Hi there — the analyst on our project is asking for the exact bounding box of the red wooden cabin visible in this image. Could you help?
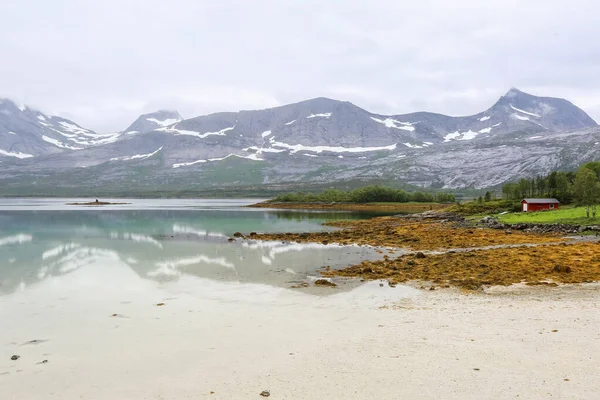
[521,198,560,212]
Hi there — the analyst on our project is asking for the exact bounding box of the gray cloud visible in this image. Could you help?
[1,0,599,132]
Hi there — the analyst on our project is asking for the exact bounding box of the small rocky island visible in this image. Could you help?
[66,199,130,206]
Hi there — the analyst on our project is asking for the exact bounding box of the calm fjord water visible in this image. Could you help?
[0,198,396,296]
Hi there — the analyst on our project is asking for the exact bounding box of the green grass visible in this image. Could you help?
[497,206,600,225]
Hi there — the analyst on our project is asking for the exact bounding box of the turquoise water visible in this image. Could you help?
[0,198,397,296]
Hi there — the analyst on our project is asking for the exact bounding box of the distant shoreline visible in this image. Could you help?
[247,201,449,212]
[65,201,131,206]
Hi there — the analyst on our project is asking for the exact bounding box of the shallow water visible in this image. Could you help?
[0,199,419,397]
[0,198,402,296]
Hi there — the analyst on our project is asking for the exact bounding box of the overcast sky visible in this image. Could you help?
[1,0,599,132]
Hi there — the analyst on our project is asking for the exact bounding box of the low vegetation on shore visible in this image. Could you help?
[271,185,456,204]
[249,201,447,212]
[320,242,600,290]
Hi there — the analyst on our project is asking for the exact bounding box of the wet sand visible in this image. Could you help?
[1,270,598,399]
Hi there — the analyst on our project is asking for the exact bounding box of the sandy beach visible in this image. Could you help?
[1,258,598,399]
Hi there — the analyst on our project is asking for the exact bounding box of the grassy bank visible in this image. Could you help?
[497,206,600,226]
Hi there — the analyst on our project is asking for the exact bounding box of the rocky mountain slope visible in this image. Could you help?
[0,89,598,194]
[0,99,120,158]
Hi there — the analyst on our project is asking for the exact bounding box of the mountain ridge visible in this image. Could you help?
[1,88,599,192]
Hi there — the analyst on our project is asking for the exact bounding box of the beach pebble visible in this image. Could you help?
[415,252,426,259]
[260,390,270,397]
[11,355,20,361]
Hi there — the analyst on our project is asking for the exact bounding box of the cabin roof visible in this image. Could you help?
[522,198,560,204]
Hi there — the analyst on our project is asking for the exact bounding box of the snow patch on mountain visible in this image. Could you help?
[479,116,490,122]
[371,117,415,132]
[307,113,332,119]
[403,143,423,149]
[172,153,263,168]
[243,146,285,154]
[510,105,541,118]
[261,130,272,138]
[444,130,481,142]
[146,117,180,127]
[58,121,91,135]
[158,125,235,138]
[110,146,163,162]
[268,140,397,154]
[88,132,122,145]
[513,114,530,121]
[41,135,83,150]
[285,120,296,125]
[0,149,34,159]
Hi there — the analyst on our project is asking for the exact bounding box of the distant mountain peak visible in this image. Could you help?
[504,87,526,97]
[487,87,597,130]
[123,110,183,134]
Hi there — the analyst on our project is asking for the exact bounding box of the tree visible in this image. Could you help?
[484,191,492,202]
[502,183,513,200]
[566,171,577,185]
[555,172,571,203]
[518,178,531,198]
[548,171,558,197]
[535,175,547,197]
[582,161,600,180]
[573,167,600,218]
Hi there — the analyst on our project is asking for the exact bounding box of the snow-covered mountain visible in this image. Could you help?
[0,99,119,159]
[0,88,598,193]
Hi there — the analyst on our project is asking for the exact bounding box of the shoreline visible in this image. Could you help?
[247,201,449,212]
[244,213,600,291]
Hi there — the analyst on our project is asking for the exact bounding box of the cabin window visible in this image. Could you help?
[550,204,555,209]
